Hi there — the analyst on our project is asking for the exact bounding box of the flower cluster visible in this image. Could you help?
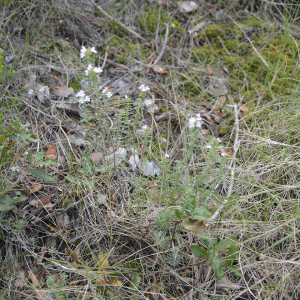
[102,87,113,98]
[138,84,150,92]
[80,46,102,75]
[80,45,97,58]
[80,46,87,58]
[84,64,103,76]
[188,113,202,129]
[76,90,91,104]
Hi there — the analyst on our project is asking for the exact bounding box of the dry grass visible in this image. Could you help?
[1,0,300,299]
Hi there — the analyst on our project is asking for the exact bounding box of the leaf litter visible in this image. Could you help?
[1,0,299,299]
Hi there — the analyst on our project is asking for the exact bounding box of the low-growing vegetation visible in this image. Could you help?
[0,0,300,299]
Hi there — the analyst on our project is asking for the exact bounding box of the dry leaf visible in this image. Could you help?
[38,194,54,206]
[220,148,233,157]
[213,115,221,124]
[113,278,122,286]
[180,218,207,233]
[15,270,26,287]
[55,85,74,98]
[240,105,249,112]
[29,271,48,300]
[99,252,109,269]
[48,225,59,232]
[141,67,150,74]
[189,21,208,33]
[96,252,110,285]
[205,65,214,75]
[220,96,227,105]
[30,183,42,195]
[221,65,230,74]
[45,144,57,160]
[29,271,40,287]
[151,65,169,75]
[216,276,242,290]
[66,248,80,264]
[90,152,102,165]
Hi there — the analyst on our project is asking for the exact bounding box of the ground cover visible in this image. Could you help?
[1,0,300,299]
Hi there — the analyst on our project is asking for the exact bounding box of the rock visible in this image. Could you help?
[128,154,141,170]
[104,148,127,166]
[80,80,90,90]
[141,161,160,176]
[36,85,50,102]
[5,55,15,63]
[143,99,159,114]
[56,213,71,229]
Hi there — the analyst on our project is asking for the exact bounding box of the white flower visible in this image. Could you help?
[138,84,150,92]
[165,153,170,158]
[93,67,103,73]
[91,46,97,53]
[142,125,148,129]
[102,87,108,94]
[206,144,212,149]
[188,113,202,129]
[221,150,226,157]
[76,90,85,98]
[79,96,90,103]
[80,46,87,58]
[106,92,113,98]
[125,95,128,99]
[84,64,93,75]
[217,138,222,142]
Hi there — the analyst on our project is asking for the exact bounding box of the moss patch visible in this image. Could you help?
[138,7,182,38]
[183,18,300,106]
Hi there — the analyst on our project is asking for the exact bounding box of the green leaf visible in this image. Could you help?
[27,151,32,164]
[130,273,141,289]
[174,209,181,219]
[65,174,77,183]
[211,258,224,280]
[191,245,208,259]
[28,169,56,182]
[216,238,235,252]
[43,159,55,166]
[200,233,214,248]
[0,195,19,212]
[95,165,108,173]
[224,244,239,265]
[228,265,241,277]
[192,205,212,220]
[34,151,45,161]
[0,135,5,143]
[83,154,94,172]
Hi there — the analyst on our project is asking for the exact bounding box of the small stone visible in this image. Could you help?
[80,80,90,90]
[36,85,50,102]
[143,99,159,114]
[5,55,15,63]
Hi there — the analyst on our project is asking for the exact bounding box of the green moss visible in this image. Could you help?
[138,7,182,37]
[108,36,148,62]
[183,19,300,107]
[69,79,81,91]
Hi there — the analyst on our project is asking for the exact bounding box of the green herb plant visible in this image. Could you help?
[191,233,241,280]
